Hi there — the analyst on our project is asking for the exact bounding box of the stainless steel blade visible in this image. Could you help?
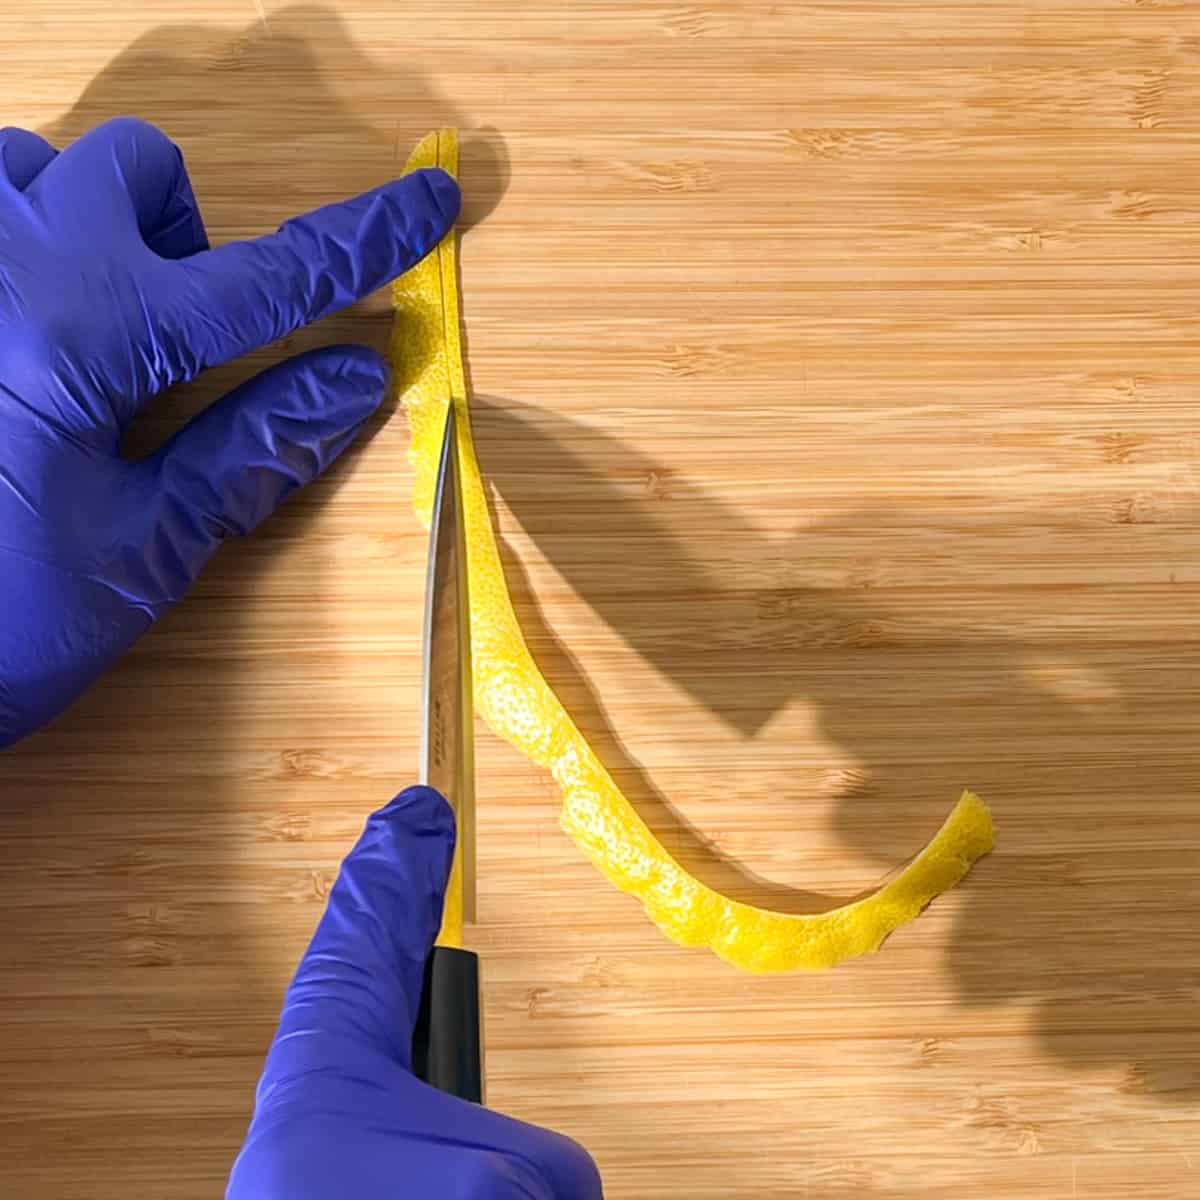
[420,406,476,923]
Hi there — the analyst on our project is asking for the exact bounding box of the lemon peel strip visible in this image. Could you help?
[390,129,995,972]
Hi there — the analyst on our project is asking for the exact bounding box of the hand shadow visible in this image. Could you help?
[0,6,508,1193]
[41,1,509,453]
[473,395,1200,1105]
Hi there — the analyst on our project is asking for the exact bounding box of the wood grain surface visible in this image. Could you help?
[3,2,1200,1197]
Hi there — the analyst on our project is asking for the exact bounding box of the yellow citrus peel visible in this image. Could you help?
[391,129,995,971]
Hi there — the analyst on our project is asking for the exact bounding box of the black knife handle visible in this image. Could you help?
[412,945,483,1103]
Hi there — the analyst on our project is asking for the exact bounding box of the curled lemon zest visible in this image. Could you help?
[391,130,994,971]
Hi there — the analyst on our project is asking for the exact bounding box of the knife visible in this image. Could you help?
[410,405,483,1103]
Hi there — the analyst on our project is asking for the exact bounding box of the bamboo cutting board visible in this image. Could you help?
[1,3,1199,1197]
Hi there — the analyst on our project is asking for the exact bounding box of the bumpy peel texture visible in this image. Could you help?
[391,129,995,971]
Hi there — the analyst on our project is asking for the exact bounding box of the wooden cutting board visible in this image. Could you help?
[1,3,1197,1197]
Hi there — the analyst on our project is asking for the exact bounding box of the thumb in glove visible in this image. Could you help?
[228,787,603,1200]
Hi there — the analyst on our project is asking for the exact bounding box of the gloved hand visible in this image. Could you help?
[0,117,460,748]
[227,786,602,1199]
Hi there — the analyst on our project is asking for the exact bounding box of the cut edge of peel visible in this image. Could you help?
[391,129,995,972]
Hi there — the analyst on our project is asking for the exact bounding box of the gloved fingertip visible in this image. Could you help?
[0,126,57,191]
[373,168,461,266]
[95,113,161,144]
[153,344,392,546]
[324,341,390,390]
[292,343,390,431]
[412,166,462,227]
[371,785,456,838]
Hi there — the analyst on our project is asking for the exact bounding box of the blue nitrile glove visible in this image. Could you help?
[0,117,460,748]
[227,786,603,1200]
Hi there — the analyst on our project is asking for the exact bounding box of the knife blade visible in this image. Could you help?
[411,405,482,1103]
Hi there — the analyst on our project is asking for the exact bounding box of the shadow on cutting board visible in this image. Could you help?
[472,394,1200,1105]
[0,5,508,1189]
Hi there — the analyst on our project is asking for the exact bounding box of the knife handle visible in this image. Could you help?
[412,945,483,1103]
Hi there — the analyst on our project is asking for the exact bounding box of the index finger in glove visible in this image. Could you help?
[149,168,460,381]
